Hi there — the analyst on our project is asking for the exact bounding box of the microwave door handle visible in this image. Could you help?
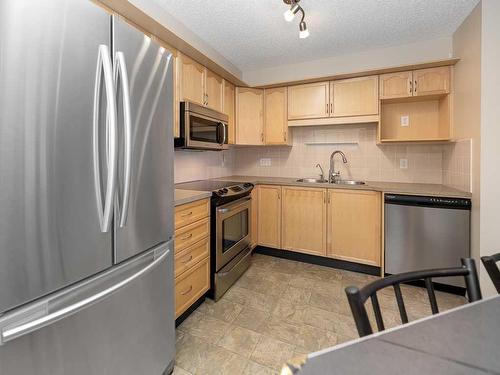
[222,123,227,145]
[217,122,224,145]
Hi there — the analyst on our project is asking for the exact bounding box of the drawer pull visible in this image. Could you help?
[180,211,193,217]
[181,255,193,263]
[180,285,193,295]
[180,233,193,240]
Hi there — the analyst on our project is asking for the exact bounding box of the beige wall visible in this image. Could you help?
[479,0,500,296]
[452,3,482,271]
[244,37,453,86]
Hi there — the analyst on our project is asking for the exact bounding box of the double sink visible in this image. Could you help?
[296,178,366,185]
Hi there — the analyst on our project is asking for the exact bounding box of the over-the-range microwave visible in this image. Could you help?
[174,101,229,150]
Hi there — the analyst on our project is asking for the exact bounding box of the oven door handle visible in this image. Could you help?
[218,197,251,214]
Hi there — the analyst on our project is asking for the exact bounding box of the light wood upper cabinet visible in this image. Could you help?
[331,76,379,117]
[379,71,413,99]
[257,185,281,249]
[327,189,381,266]
[236,87,264,145]
[413,67,450,97]
[178,53,205,106]
[264,87,289,145]
[223,80,236,144]
[281,187,327,256]
[205,69,223,112]
[287,82,330,120]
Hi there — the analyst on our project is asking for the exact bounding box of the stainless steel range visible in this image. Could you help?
[176,180,254,300]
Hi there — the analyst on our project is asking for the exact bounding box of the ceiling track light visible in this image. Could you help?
[282,0,309,39]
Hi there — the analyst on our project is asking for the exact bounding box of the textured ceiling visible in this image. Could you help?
[149,0,479,72]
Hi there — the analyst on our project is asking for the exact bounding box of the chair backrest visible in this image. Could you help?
[481,253,500,293]
[344,258,482,337]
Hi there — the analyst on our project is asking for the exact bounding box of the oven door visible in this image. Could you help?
[185,111,228,150]
[216,196,251,271]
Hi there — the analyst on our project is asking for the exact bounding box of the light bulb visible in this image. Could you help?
[283,3,300,22]
[299,21,309,38]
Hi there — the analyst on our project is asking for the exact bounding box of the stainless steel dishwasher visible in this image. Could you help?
[384,194,471,287]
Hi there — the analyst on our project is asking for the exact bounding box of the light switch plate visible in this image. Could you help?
[260,158,271,167]
[400,158,408,169]
[400,115,410,127]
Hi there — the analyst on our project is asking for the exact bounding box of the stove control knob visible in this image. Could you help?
[218,189,225,195]
[222,188,229,193]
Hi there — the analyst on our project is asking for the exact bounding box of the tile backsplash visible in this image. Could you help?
[174,149,235,183]
[174,124,472,192]
[234,124,449,185]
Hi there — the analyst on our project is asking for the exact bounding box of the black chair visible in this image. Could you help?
[345,258,482,337]
[481,253,500,293]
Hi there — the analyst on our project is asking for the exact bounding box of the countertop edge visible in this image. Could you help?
[174,189,212,207]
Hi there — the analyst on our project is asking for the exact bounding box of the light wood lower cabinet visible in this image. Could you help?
[174,198,210,319]
[281,186,327,256]
[257,185,281,248]
[327,189,381,266]
[175,258,209,318]
[250,188,258,248]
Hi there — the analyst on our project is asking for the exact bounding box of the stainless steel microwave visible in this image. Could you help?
[174,101,229,150]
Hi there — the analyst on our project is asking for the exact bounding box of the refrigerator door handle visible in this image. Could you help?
[114,51,132,228]
[0,241,171,345]
[93,44,117,233]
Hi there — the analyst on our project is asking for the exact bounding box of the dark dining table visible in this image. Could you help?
[287,295,500,375]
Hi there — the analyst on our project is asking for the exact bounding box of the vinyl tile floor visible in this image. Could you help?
[173,253,466,375]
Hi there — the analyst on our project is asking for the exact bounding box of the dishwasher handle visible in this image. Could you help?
[384,194,471,210]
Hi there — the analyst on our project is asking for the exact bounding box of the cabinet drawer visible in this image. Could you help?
[175,199,210,229]
[175,237,210,278]
[175,217,210,253]
[175,258,209,318]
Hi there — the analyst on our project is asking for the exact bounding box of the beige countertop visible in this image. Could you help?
[211,175,472,199]
[174,189,212,206]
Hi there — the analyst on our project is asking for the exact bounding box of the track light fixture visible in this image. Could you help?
[282,0,309,39]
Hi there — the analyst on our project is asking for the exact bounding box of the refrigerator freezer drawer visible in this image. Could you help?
[0,241,175,375]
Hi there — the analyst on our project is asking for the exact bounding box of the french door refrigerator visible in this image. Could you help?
[0,1,175,374]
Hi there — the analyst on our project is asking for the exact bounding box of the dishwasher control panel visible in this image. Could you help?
[385,194,471,210]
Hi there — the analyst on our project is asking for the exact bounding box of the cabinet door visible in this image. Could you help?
[205,69,223,111]
[257,185,281,248]
[331,76,379,117]
[264,87,288,144]
[236,87,264,145]
[178,53,205,105]
[287,82,330,120]
[250,188,258,247]
[413,67,450,96]
[282,187,326,256]
[379,71,413,99]
[223,80,236,144]
[327,190,381,266]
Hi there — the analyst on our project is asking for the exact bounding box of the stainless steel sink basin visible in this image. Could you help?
[333,180,366,185]
[296,178,328,183]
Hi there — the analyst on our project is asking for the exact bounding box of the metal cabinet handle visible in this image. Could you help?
[0,243,170,345]
[114,51,132,228]
[409,79,413,95]
[180,211,193,217]
[326,102,329,115]
[180,233,193,241]
[93,44,117,233]
[414,80,417,93]
[180,285,193,295]
[181,255,193,263]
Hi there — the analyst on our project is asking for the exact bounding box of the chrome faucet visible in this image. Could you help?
[329,150,348,183]
[315,163,325,181]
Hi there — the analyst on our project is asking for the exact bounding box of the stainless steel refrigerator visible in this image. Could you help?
[0,1,175,374]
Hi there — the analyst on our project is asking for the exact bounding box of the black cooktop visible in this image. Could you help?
[176,180,246,192]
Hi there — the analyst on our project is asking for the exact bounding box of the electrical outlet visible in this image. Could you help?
[260,158,271,167]
[399,158,408,169]
[400,115,410,127]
